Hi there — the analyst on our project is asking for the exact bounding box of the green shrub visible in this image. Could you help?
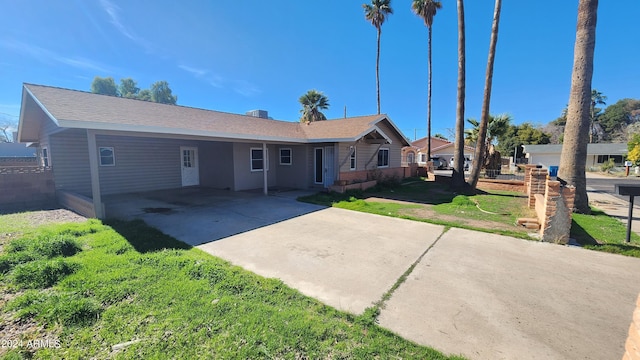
[33,234,82,258]
[12,258,79,289]
[600,158,616,172]
[452,195,474,206]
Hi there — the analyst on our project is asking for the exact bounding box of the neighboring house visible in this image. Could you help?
[0,141,37,166]
[17,84,410,218]
[402,136,475,166]
[522,143,628,169]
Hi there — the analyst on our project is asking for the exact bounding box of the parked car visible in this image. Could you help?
[449,157,471,170]
[430,157,447,170]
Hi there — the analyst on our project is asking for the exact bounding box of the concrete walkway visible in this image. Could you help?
[194,205,640,360]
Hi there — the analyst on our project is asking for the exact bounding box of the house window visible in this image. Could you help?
[99,147,115,166]
[420,154,426,163]
[279,148,292,165]
[349,146,356,170]
[42,147,49,167]
[407,152,415,164]
[251,148,269,171]
[597,155,623,164]
[377,148,389,168]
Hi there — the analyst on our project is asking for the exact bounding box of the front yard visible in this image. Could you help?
[0,212,460,359]
[299,178,640,257]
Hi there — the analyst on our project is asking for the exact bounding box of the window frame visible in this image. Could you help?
[99,146,115,167]
[41,147,50,167]
[279,148,292,165]
[349,146,357,171]
[377,148,390,168]
[250,147,269,172]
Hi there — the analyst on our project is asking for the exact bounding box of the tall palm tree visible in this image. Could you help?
[299,90,330,123]
[363,0,393,115]
[468,0,503,189]
[412,0,442,163]
[589,89,607,143]
[451,0,466,189]
[558,0,599,214]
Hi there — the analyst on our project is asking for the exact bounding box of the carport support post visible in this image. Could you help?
[87,130,104,218]
[263,142,268,195]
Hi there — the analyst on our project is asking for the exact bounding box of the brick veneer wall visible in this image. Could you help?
[527,168,548,208]
[0,166,56,212]
[624,294,640,360]
[476,179,524,193]
[338,167,407,183]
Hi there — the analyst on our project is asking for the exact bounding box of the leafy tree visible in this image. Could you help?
[299,90,330,123]
[119,78,140,99]
[589,89,606,143]
[468,0,503,189]
[598,98,640,138]
[412,0,442,162]
[452,0,466,189]
[558,0,598,214]
[138,89,152,102]
[150,81,178,105]
[363,0,393,115]
[91,76,118,96]
[497,122,550,159]
[627,133,640,165]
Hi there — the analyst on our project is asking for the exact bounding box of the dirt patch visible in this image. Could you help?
[366,197,525,234]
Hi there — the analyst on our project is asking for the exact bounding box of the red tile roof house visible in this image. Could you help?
[17,84,410,218]
[402,136,475,167]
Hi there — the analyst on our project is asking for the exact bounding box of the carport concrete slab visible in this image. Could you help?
[198,207,444,314]
[378,227,640,360]
[106,188,323,246]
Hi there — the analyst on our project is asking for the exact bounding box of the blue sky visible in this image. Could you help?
[1,1,638,140]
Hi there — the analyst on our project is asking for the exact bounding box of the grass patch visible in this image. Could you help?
[0,216,462,359]
[299,180,534,240]
[572,208,640,257]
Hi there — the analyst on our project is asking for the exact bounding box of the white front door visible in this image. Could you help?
[324,146,335,188]
[180,146,199,187]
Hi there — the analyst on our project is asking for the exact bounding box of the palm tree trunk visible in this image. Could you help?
[468,0,502,189]
[558,0,598,214]
[376,28,381,115]
[427,26,433,161]
[452,0,466,189]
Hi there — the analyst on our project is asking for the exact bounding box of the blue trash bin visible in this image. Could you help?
[549,166,558,177]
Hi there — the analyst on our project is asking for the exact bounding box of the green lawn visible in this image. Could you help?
[0,216,462,359]
[299,180,535,239]
[572,208,640,257]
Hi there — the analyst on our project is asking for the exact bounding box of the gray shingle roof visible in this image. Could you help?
[22,84,409,145]
[523,143,627,155]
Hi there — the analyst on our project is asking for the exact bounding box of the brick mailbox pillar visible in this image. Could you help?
[527,168,548,208]
[540,179,575,244]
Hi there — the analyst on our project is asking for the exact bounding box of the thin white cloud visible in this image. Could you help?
[99,0,152,51]
[233,80,261,97]
[0,39,112,73]
[178,64,224,88]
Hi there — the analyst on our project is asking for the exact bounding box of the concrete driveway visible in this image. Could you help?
[113,188,640,359]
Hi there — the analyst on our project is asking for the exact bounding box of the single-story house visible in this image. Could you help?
[522,143,628,169]
[0,141,37,166]
[402,136,475,166]
[17,84,410,218]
